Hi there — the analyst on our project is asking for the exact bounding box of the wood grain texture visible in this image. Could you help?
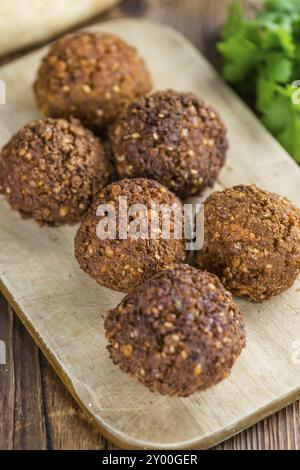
[0,303,106,450]
[102,0,262,67]
[0,301,47,450]
[0,0,299,450]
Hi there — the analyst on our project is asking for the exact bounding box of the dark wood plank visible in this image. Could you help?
[1,0,300,451]
[102,0,262,67]
[39,353,105,450]
[11,306,47,450]
[0,301,47,450]
[216,402,300,450]
[0,295,106,450]
[0,297,14,450]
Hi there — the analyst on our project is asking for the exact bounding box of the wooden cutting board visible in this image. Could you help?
[0,19,300,450]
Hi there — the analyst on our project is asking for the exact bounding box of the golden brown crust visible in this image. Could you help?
[105,264,246,397]
[74,178,187,292]
[109,90,228,198]
[0,117,112,226]
[34,32,152,131]
[195,185,300,302]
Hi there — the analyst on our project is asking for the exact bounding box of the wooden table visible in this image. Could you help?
[0,0,299,450]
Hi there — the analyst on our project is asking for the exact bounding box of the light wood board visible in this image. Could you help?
[0,19,300,450]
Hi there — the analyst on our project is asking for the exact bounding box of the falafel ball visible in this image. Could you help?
[109,90,228,198]
[105,264,246,397]
[194,185,300,302]
[34,32,152,131]
[74,178,187,293]
[0,118,112,225]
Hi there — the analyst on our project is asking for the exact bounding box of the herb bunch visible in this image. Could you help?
[218,0,300,161]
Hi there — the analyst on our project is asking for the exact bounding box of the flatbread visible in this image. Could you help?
[0,0,119,57]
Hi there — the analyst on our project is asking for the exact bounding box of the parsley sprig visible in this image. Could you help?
[218,0,300,162]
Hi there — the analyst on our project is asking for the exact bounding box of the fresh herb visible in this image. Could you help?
[218,0,300,162]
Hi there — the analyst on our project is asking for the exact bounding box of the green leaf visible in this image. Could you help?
[290,116,300,162]
[223,2,244,38]
[261,52,292,82]
[260,26,295,55]
[258,83,300,160]
[218,37,259,82]
[277,110,300,161]
[255,13,295,54]
[265,0,300,15]
[260,93,291,134]
[256,76,277,111]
